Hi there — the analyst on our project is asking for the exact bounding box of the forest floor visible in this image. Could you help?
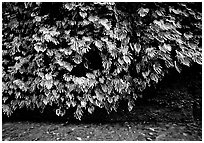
[2,104,202,141]
[2,120,202,141]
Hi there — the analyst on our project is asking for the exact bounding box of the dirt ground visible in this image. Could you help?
[2,104,202,141]
[2,120,202,141]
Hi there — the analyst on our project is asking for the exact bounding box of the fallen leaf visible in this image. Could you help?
[148,132,154,136]
[76,137,82,141]
[56,137,60,140]
[183,133,188,136]
[34,138,39,141]
[146,137,152,141]
[139,132,146,136]
[4,137,11,141]
[110,130,115,133]
[149,127,155,131]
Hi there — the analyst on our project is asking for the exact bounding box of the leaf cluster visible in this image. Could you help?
[2,2,202,120]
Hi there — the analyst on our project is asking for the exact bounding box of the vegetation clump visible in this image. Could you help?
[2,2,202,120]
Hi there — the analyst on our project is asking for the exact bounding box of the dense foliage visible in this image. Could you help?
[2,2,202,120]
